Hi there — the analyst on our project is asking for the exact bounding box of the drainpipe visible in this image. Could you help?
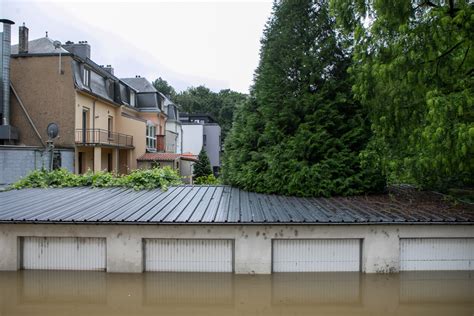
[0,19,14,126]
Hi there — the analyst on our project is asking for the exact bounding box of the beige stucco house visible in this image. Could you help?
[9,27,167,175]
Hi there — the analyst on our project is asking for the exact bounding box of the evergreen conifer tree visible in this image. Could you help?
[193,149,213,179]
[223,0,385,196]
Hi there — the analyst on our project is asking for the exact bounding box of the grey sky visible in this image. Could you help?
[1,0,273,93]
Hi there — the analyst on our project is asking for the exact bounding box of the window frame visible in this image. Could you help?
[107,116,113,139]
[83,67,90,87]
[130,90,136,106]
[146,124,157,151]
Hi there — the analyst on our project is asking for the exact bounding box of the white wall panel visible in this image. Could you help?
[22,237,106,271]
[400,238,474,271]
[144,239,233,272]
[272,239,360,272]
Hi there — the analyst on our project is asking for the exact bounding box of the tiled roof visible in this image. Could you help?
[0,186,472,224]
[138,152,198,162]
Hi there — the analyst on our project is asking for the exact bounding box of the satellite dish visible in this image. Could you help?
[53,40,62,49]
[47,123,59,139]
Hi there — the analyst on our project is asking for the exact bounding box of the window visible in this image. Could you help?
[203,134,207,146]
[52,151,62,170]
[108,116,113,139]
[146,124,157,151]
[83,68,90,87]
[130,91,136,106]
[107,153,112,172]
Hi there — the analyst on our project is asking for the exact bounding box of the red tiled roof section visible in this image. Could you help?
[138,152,198,162]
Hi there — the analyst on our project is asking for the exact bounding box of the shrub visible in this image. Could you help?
[194,174,220,185]
[9,167,182,191]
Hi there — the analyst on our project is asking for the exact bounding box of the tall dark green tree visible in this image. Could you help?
[193,149,213,178]
[330,0,474,190]
[223,0,385,197]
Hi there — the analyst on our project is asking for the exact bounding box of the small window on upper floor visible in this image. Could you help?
[130,91,136,106]
[83,68,90,87]
[203,134,207,146]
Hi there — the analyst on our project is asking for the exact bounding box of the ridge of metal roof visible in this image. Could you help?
[0,186,472,225]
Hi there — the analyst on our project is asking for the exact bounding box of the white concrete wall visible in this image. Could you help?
[182,124,203,155]
[0,224,473,274]
[203,124,221,168]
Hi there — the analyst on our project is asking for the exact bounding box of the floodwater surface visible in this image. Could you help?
[0,271,473,315]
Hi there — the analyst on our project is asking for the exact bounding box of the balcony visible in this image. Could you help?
[75,129,134,148]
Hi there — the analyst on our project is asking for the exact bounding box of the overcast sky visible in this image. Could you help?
[2,0,273,93]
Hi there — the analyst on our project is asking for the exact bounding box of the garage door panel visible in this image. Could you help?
[400,238,474,271]
[273,239,361,272]
[22,237,106,271]
[145,239,233,272]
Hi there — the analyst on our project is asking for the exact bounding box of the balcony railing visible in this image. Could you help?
[75,129,133,148]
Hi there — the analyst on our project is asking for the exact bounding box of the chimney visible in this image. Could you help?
[103,64,114,75]
[62,40,91,60]
[19,23,28,54]
[0,19,18,142]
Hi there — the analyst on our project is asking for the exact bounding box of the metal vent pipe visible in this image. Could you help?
[0,19,14,126]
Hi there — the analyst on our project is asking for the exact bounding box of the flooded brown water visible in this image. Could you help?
[0,271,473,315]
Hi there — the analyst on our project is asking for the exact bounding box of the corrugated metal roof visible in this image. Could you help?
[0,186,472,225]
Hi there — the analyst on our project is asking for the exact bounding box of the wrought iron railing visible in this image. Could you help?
[75,129,133,148]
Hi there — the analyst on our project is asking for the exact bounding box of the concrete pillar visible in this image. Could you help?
[127,149,134,171]
[106,232,143,273]
[363,227,400,273]
[93,147,101,172]
[234,232,272,274]
[112,148,119,174]
[0,231,19,271]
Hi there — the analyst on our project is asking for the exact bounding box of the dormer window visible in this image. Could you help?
[83,68,90,87]
[130,91,136,106]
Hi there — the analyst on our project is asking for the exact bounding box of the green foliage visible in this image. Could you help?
[330,0,474,190]
[194,174,220,185]
[223,0,385,197]
[173,86,248,139]
[152,77,176,99]
[9,167,182,191]
[193,149,213,179]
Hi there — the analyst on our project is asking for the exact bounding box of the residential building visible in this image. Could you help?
[5,23,155,177]
[121,76,167,153]
[163,96,182,154]
[180,113,221,174]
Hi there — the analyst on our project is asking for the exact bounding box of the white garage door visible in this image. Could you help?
[22,237,106,271]
[400,238,474,271]
[144,239,233,272]
[272,239,361,272]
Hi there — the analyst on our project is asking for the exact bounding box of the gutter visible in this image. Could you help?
[0,220,472,226]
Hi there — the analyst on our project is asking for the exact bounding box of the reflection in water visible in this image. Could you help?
[400,271,474,303]
[272,272,361,305]
[0,271,473,315]
[144,272,234,305]
[20,270,107,304]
